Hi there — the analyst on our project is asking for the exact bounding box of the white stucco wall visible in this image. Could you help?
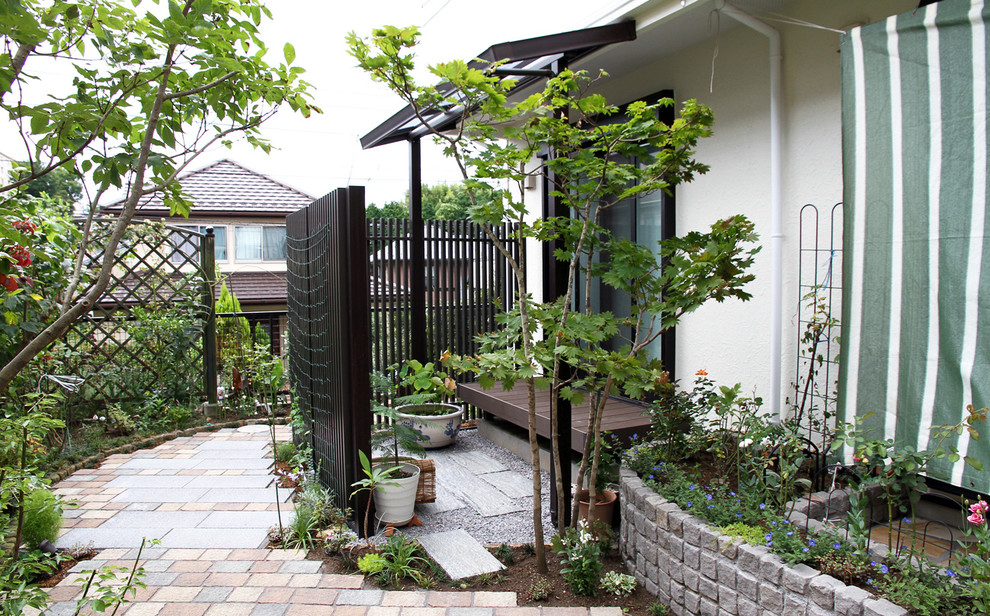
[546,0,915,411]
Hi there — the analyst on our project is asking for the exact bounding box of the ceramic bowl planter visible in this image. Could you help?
[373,462,421,526]
[395,403,463,449]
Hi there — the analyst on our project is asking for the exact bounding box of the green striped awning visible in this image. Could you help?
[839,0,990,493]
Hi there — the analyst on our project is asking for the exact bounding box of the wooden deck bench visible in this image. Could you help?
[457,380,652,453]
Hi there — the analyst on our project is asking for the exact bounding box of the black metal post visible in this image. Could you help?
[409,138,427,362]
[201,227,218,405]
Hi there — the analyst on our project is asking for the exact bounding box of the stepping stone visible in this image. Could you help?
[417,529,504,580]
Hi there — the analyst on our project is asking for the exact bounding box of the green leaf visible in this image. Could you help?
[283,42,296,64]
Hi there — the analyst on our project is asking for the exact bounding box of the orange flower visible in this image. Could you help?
[695,369,708,376]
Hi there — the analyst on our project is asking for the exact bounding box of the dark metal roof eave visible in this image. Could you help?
[360,21,637,150]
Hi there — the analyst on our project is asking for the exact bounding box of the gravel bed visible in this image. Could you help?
[373,427,555,546]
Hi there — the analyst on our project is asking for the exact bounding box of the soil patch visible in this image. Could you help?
[311,543,657,614]
[35,548,98,588]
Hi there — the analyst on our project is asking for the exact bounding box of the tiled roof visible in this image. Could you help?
[102,159,315,217]
[222,271,287,305]
[99,270,287,308]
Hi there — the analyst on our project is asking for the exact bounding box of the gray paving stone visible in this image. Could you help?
[278,559,323,574]
[199,511,284,529]
[417,492,467,514]
[184,475,274,489]
[418,529,504,580]
[100,511,210,528]
[195,587,235,602]
[158,528,269,549]
[55,528,169,549]
[119,459,201,470]
[142,571,180,586]
[104,476,194,488]
[193,458,273,470]
[336,589,384,605]
[68,559,106,573]
[141,559,174,572]
[210,560,254,572]
[448,609,494,616]
[111,488,209,503]
[251,604,288,616]
[196,441,269,450]
[199,488,290,503]
[479,470,531,498]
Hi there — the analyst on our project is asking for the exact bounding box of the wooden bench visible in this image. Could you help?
[457,380,652,453]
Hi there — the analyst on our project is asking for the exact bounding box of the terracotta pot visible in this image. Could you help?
[577,488,618,525]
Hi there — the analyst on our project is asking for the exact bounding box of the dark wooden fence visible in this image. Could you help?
[286,188,371,514]
[368,218,518,416]
[287,188,519,519]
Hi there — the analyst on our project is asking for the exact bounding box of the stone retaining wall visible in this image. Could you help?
[618,467,908,616]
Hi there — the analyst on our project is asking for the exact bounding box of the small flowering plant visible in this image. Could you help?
[551,519,603,596]
[960,498,990,611]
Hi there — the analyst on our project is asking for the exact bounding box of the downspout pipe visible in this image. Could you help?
[720,3,784,420]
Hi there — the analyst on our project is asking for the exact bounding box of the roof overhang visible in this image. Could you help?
[360,21,637,150]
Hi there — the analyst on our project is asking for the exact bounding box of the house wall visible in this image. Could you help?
[573,0,914,411]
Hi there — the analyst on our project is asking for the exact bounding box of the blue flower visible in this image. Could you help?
[871,561,877,567]
[903,518,911,524]
[786,531,793,536]
[706,493,713,501]
[833,542,842,550]
[648,474,654,480]
[808,539,816,547]
[946,569,957,577]
[686,502,693,508]
[688,484,696,491]
[759,503,766,510]
[802,547,809,553]
[765,533,773,541]
[880,565,889,574]
[730,491,736,497]
[708,505,714,509]
[736,512,743,518]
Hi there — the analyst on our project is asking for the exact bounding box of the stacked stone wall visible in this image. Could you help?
[619,467,909,616]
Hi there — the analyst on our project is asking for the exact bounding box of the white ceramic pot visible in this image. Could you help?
[373,462,421,526]
[395,403,463,449]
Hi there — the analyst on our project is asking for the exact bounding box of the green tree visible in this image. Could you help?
[0,0,317,391]
[15,165,82,205]
[365,182,499,221]
[350,26,760,571]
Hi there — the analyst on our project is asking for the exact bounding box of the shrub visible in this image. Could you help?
[526,576,554,601]
[21,488,62,549]
[599,570,636,596]
[357,553,386,575]
[275,441,297,463]
[647,601,670,616]
[551,520,603,597]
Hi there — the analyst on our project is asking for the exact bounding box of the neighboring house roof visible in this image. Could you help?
[101,159,315,219]
[99,270,288,309]
[221,271,287,306]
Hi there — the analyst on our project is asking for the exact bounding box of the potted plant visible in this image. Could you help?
[366,402,427,527]
[393,358,462,448]
[577,432,620,525]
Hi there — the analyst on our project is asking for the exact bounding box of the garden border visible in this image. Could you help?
[618,466,909,616]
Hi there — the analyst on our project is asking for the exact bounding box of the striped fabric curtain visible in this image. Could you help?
[839,0,990,493]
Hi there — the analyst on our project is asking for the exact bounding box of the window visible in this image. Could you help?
[170,225,227,262]
[235,225,286,261]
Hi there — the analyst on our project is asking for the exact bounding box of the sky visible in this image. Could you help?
[203,0,627,206]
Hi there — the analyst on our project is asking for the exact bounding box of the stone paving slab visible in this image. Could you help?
[418,530,505,580]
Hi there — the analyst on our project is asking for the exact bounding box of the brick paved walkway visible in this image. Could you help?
[40,424,623,615]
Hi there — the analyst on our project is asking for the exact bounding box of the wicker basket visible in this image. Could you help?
[372,457,436,504]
